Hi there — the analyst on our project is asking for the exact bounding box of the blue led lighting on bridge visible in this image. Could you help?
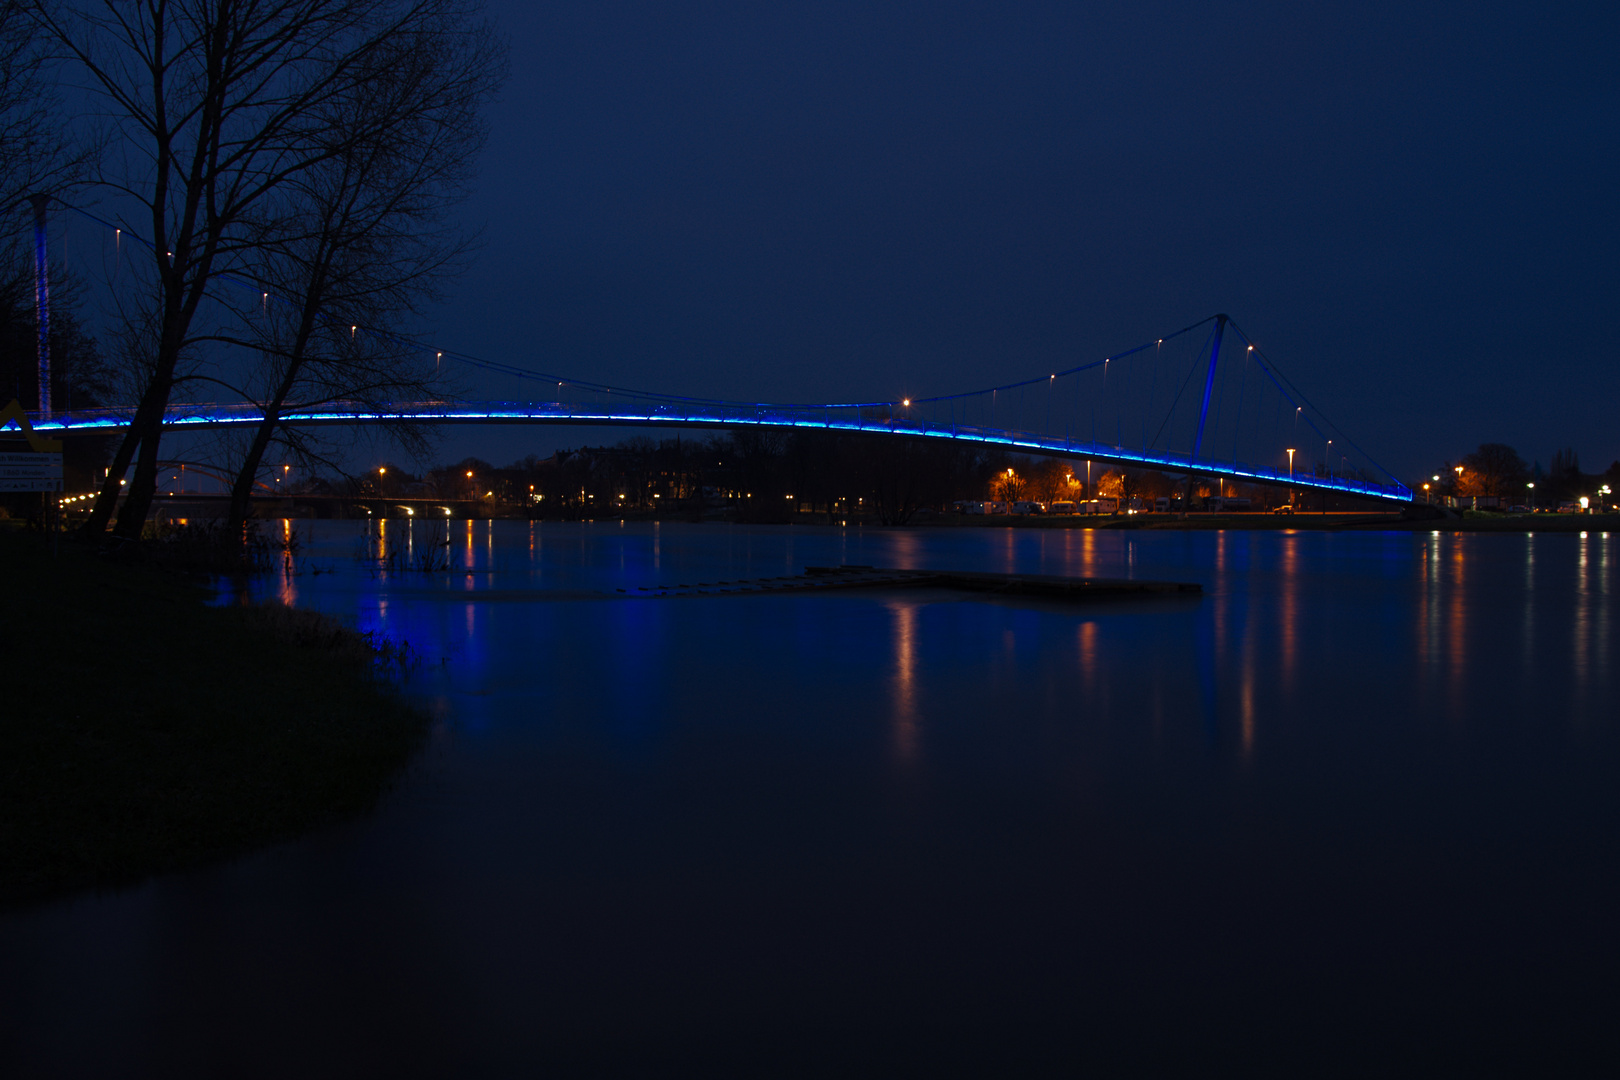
[29,401,1414,502]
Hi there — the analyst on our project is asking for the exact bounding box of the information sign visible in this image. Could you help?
[0,451,63,492]
[0,399,66,492]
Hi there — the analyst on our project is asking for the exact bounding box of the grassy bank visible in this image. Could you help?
[0,529,428,908]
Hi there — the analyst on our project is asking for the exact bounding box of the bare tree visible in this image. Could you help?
[217,11,501,535]
[1,0,72,210]
[1459,443,1528,497]
[29,0,500,538]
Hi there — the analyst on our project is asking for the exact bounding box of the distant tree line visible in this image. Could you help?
[1437,443,1619,510]
[339,430,1323,522]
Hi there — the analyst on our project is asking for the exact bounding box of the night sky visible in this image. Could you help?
[425,0,1618,480]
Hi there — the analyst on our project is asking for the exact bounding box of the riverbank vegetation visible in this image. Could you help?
[0,529,427,908]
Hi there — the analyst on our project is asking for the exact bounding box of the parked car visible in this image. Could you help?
[1272,505,1294,515]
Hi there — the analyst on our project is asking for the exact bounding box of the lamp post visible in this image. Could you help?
[1527,482,1534,512]
[1286,448,1295,508]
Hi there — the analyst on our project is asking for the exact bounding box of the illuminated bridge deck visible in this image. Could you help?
[32,398,1414,503]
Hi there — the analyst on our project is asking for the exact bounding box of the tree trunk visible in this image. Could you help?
[114,405,168,537]
[79,425,142,535]
[225,408,284,537]
[83,376,172,536]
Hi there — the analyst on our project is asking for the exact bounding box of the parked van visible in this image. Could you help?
[1154,497,1170,512]
[1011,500,1045,515]
[1080,498,1117,514]
[1049,501,1077,515]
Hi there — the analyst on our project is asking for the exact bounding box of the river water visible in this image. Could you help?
[3,521,1616,1074]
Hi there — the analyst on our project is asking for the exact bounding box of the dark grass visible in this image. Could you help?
[0,528,428,909]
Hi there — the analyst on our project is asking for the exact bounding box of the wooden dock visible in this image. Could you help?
[616,564,1201,600]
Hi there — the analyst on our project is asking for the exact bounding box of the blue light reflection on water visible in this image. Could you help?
[3,522,1617,1073]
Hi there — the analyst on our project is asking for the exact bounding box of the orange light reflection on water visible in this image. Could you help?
[1279,534,1299,688]
[889,601,918,764]
[277,519,297,606]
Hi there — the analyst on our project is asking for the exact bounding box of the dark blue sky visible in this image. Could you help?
[427,0,1619,479]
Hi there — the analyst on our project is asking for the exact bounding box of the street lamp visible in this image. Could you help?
[1527,481,1534,512]
[1423,482,1430,504]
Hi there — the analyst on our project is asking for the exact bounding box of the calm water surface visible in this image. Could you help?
[3,522,1616,1074]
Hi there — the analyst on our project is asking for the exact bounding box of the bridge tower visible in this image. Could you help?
[29,194,52,420]
[1190,313,1228,463]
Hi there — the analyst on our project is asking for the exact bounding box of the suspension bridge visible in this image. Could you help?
[10,201,1412,504]
[26,315,1413,503]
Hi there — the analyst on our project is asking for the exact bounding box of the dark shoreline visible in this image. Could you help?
[511,509,1620,533]
[0,529,428,910]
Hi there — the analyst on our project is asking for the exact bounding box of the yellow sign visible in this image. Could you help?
[0,399,64,453]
